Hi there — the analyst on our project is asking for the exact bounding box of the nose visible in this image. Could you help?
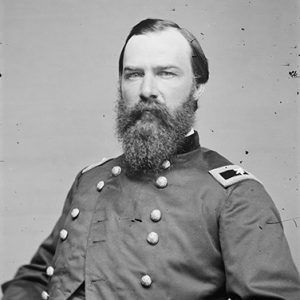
[139,74,158,101]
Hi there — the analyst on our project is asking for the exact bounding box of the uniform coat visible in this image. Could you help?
[2,132,300,299]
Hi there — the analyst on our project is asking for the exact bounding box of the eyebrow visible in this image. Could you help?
[123,65,181,72]
[123,66,143,72]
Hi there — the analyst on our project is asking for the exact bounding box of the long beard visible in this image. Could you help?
[116,91,196,176]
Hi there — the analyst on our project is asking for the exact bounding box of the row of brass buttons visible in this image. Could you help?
[142,160,170,288]
[41,201,81,298]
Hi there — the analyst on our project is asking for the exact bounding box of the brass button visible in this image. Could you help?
[97,180,105,191]
[70,208,80,219]
[156,176,167,188]
[140,274,152,287]
[147,232,159,245]
[112,166,122,176]
[46,266,54,276]
[41,291,49,299]
[150,209,162,222]
[59,229,68,241]
[162,160,171,169]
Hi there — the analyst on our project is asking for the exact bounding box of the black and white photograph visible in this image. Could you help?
[1,0,299,299]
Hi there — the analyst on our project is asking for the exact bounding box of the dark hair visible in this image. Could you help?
[118,18,209,85]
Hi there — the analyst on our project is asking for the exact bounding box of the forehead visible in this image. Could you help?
[123,28,192,68]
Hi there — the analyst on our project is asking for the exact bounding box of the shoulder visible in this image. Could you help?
[199,148,276,219]
[200,147,261,188]
[81,157,114,174]
[69,155,123,192]
[78,155,123,181]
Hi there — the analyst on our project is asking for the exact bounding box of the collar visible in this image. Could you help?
[185,128,195,137]
[177,130,200,155]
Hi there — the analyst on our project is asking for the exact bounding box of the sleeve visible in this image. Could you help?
[219,179,300,299]
[1,172,82,300]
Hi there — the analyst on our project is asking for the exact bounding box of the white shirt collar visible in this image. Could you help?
[185,128,195,137]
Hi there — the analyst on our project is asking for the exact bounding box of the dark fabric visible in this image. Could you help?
[2,132,300,300]
[68,283,85,300]
[177,130,200,154]
[220,169,248,180]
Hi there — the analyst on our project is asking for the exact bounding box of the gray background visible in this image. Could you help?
[1,0,299,291]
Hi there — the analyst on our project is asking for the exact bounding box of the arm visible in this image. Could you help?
[219,180,300,299]
[1,172,81,300]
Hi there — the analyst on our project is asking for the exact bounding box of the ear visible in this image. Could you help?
[193,84,205,100]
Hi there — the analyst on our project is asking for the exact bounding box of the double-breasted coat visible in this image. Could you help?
[2,132,300,299]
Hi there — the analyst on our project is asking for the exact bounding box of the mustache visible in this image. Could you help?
[124,100,173,130]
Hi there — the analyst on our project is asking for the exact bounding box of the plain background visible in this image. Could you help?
[1,0,299,292]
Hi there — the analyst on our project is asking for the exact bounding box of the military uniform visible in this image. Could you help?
[2,132,300,299]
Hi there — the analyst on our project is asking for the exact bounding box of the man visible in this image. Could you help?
[2,18,300,300]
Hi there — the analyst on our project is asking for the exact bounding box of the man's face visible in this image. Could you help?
[120,28,195,112]
[116,28,198,175]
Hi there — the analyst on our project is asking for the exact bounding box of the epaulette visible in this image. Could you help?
[81,157,111,174]
[209,165,261,188]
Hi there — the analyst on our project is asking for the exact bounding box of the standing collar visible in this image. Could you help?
[177,130,200,155]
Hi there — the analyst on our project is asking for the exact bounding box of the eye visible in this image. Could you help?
[158,71,176,78]
[124,72,144,80]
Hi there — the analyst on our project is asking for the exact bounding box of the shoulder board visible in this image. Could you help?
[209,165,261,188]
[81,157,111,174]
